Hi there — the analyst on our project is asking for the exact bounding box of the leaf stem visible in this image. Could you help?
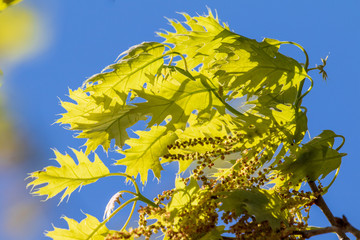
[279,41,309,70]
[106,173,140,194]
[86,197,139,240]
[106,173,157,207]
[136,192,158,208]
[120,200,138,231]
[335,135,346,151]
[200,77,244,117]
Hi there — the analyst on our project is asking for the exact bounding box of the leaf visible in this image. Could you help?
[275,130,346,184]
[46,213,114,240]
[85,42,165,105]
[27,149,109,203]
[116,125,178,183]
[57,89,145,154]
[0,0,22,11]
[134,73,223,130]
[198,226,226,240]
[158,10,231,71]
[160,10,308,103]
[217,189,288,229]
[167,177,200,221]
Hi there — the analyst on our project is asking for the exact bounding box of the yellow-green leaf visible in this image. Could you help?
[116,125,178,183]
[85,42,165,105]
[57,89,145,154]
[46,213,114,240]
[160,10,308,103]
[27,149,109,203]
[167,177,200,222]
[135,73,223,130]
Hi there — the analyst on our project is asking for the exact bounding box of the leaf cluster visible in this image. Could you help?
[27,9,347,240]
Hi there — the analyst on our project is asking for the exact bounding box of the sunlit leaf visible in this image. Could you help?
[167,177,200,221]
[116,125,178,183]
[27,149,109,203]
[57,89,146,154]
[134,73,223,130]
[46,214,114,240]
[85,42,165,105]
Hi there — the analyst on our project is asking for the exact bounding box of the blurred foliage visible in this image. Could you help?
[0,0,23,11]
[0,4,41,64]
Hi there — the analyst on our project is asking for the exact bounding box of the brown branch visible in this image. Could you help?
[308,181,350,240]
[290,219,360,240]
[337,215,360,239]
[293,226,340,238]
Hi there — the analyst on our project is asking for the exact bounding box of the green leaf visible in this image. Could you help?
[27,149,109,203]
[218,189,288,229]
[134,74,223,130]
[275,130,346,184]
[46,213,114,240]
[198,226,226,240]
[116,125,178,183]
[85,42,165,105]
[57,89,145,154]
[167,177,200,221]
[160,11,308,103]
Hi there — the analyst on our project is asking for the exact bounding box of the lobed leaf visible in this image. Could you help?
[274,130,346,186]
[160,10,308,104]
[167,177,200,223]
[27,149,109,203]
[85,42,165,105]
[57,89,145,154]
[46,213,114,240]
[57,42,165,153]
[134,72,223,130]
[116,125,178,183]
[217,188,288,229]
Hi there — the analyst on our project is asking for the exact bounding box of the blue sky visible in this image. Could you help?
[0,1,359,239]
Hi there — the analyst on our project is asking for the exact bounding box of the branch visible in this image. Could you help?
[308,181,350,240]
[337,215,360,239]
[293,226,341,238]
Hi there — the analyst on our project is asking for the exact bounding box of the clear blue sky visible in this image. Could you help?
[1,1,359,239]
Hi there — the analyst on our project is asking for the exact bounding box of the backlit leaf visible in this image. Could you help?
[57,89,145,154]
[167,177,200,221]
[85,42,165,105]
[116,125,178,183]
[134,74,223,130]
[46,213,114,240]
[27,149,109,203]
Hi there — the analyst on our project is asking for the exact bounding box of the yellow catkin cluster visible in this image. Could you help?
[106,133,315,240]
